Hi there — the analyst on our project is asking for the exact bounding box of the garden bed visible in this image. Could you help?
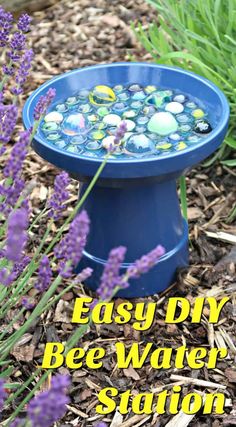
[1,0,236,426]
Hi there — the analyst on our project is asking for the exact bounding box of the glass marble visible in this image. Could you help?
[62,113,88,136]
[44,111,63,123]
[89,85,116,106]
[56,104,68,113]
[148,112,178,135]
[42,122,58,132]
[66,96,80,107]
[40,82,214,160]
[86,140,102,151]
[126,134,154,154]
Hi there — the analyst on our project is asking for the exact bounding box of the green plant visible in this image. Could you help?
[133,0,236,167]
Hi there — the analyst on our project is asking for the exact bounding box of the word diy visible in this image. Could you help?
[71,296,229,330]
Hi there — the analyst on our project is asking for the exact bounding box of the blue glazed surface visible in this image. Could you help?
[23,63,229,180]
[23,63,229,296]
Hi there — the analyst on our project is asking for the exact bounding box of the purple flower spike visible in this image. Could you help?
[97,246,127,300]
[4,130,30,179]
[127,245,165,279]
[0,267,17,287]
[0,7,13,47]
[12,49,34,96]
[27,374,70,427]
[0,378,6,411]
[34,88,56,121]
[76,267,93,283]
[12,255,30,278]
[10,32,26,51]
[5,208,28,263]
[35,256,52,292]
[21,296,35,310]
[10,418,25,427]
[48,171,70,220]
[95,423,107,427]
[54,210,90,278]
[0,176,25,215]
[17,13,32,32]
[0,104,18,144]
[109,121,127,152]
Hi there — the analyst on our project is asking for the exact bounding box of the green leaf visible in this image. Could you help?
[225,137,236,149]
[221,159,236,166]
[4,382,20,389]
[0,366,14,377]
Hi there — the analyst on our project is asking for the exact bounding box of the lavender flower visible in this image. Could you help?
[27,374,70,427]
[12,49,34,95]
[21,198,31,219]
[21,296,35,310]
[12,255,30,278]
[0,104,18,144]
[0,253,29,287]
[10,418,25,427]
[0,176,25,215]
[0,267,17,287]
[35,256,52,292]
[0,7,13,47]
[8,32,26,62]
[54,210,90,277]
[97,246,127,301]
[34,88,56,121]
[17,14,32,32]
[0,378,6,410]
[109,121,127,153]
[76,267,93,283]
[4,130,30,179]
[5,208,28,263]
[95,423,107,427]
[48,171,70,220]
[126,245,165,279]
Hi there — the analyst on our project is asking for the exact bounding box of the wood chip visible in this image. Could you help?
[170,374,226,389]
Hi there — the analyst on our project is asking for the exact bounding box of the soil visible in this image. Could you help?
[1,0,236,426]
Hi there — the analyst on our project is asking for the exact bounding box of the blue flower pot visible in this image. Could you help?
[23,63,229,297]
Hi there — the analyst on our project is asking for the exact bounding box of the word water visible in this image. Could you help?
[40,84,213,160]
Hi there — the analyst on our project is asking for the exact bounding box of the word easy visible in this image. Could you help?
[71,297,229,331]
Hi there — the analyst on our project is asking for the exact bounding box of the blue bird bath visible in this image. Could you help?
[23,63,229,297]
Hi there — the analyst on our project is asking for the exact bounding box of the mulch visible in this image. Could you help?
[1,0,236,426]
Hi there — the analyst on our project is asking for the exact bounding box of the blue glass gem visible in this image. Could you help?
[179,124,192,133]
[46,132,61,141]
[71,135,86,145]
[136,126,147,133]
[128,84,141,92]
[42,122,58,132]
[169,133,181,141]
[86,140,102,150]
[185,101,197,109]
[132,91,146,100]
[113,84,124,93]
[54,139,67,149]
[173,94,186,103]
[117,91,130,101]
[77,89,89,100]
[137,116,149,125]
[112,102,127,113]
[56,103,68,113]
[176,114,192,124]
[78,103,92,113]
[131,101,143,110]
[66,96,80,107]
